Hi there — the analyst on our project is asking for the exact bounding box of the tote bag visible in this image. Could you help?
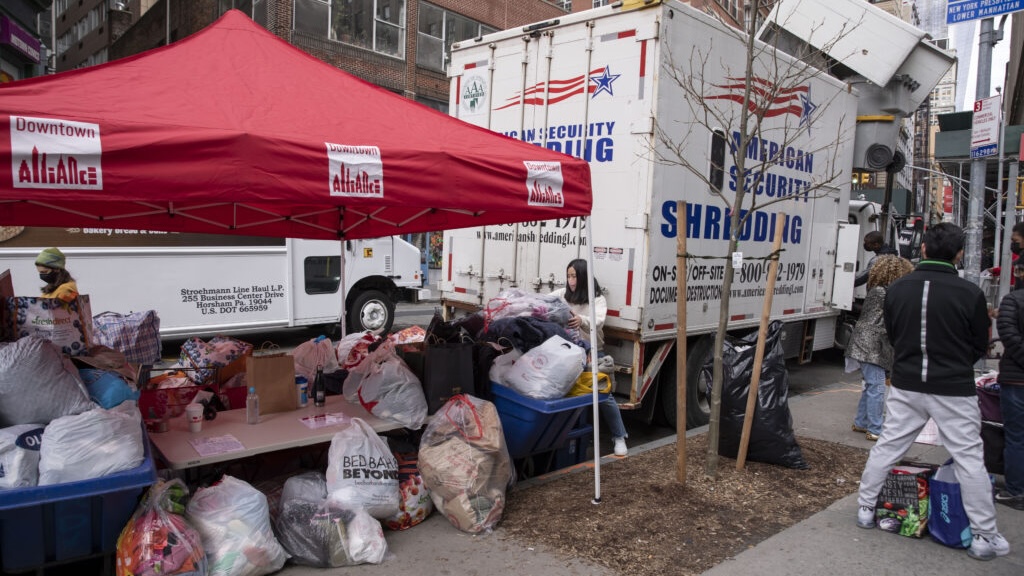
[928,460,972,548]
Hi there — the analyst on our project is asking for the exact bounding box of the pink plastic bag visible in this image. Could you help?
[292,336,340,381]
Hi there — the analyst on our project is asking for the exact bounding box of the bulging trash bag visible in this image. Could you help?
[116,479,207,576]
[186,475,289,576]
[38,401,144,484]
[702,321,807,469]
[325,418,400,519]
[274,471,387,567]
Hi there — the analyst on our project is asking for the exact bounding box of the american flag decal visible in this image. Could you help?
[705,77,816,126]
[495,66,617,110]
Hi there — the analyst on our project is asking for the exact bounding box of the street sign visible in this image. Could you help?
[970,95,1001,159]
[948,0,1024,24]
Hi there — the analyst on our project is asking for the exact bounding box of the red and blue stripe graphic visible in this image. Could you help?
[705,77,816,123]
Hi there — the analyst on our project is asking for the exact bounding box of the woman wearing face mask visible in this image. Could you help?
[35,247,78,302]
[990,222,1024,285]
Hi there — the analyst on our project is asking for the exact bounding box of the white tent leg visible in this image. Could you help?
[339,240,347,338]
[585,215,601,504]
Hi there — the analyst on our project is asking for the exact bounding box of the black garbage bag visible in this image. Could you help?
[702,321,808,469]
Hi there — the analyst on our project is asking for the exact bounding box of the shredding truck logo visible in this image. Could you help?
[496,65,620,110]
[10,116,103,190]
[524,161,564,207]
[705,77,817,127]
[326,143,384,198]
[461,75,487,114]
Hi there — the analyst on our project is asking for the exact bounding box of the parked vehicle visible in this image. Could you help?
[0,227,428,337]
[440,0,946,428]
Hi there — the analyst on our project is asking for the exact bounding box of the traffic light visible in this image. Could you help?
[852,171,871,186]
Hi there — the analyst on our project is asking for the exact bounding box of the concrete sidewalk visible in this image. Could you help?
[702,382,1024,576]
[278,381,1023,576]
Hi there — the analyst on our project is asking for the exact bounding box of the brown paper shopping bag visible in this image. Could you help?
[245,352,297,414]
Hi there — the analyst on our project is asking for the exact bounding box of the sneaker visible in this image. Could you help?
[856,506,876,529]
[613,437,628,457]
[967,533,1010,561]
[852,424,868,433]
[865,432,880,441]
[995,490,1024,511]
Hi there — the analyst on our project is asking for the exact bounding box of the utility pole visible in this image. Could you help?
[964,18,998,285]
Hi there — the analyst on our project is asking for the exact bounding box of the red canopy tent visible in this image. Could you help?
[0,11,608,502]
[0,10,591,239]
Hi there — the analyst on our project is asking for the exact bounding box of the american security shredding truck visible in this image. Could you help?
[441,0,951,427]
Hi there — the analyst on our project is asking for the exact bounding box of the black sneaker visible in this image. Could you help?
[995,490,1024,510]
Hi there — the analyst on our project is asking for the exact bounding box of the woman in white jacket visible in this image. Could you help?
[551,259,629,456]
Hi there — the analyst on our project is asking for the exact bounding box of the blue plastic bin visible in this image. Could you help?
[551,424,594,471]
[491,382,603,460]
[0,431,157,572]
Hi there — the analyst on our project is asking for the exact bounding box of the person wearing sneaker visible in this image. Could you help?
[854,224,1010,561]
[994,256,1024,512]
[845,255,914,442]
[551,258,628,457]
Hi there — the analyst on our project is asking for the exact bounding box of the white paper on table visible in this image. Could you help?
[299,412,351,429]
[188,434,246,456]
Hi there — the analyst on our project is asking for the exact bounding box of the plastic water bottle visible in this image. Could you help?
[313,365,326,408]
[246,386,260,424]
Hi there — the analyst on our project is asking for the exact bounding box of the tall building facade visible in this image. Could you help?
[0,0,48,82]
[102,0,568,112]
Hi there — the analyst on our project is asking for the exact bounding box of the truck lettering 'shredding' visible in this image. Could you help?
[442,0,952,428]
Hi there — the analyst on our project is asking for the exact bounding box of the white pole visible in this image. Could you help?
[339,240,348,338]
[585,215,601,504]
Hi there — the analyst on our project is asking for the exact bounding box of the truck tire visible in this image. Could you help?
[348,289,395,335]
[658,337,712,429]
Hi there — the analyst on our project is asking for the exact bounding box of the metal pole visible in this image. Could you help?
[994,91,1008,284]
[999,159,1019,305]
[965,18,995,286]
[881,170,894,244]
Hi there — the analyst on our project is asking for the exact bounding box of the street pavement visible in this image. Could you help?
[273,379,1024,576]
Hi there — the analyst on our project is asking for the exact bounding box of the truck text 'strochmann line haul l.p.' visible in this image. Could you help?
[0,227,428,338]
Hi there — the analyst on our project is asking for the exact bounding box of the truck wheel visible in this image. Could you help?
[348,290,395,335]
[658,337,712,429]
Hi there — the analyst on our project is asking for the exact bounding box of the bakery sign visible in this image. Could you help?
[0,16,41,64]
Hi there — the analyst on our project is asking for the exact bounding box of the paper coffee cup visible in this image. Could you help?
[185,404,204,433]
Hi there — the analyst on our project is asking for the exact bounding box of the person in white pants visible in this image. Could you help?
[855,222,1009,561]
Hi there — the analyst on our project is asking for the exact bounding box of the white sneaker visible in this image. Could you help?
[613,437,628,457]
[967,533,1010,561]
[856,506,875,529]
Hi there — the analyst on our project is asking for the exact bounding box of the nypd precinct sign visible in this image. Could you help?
[947,0,1023,24]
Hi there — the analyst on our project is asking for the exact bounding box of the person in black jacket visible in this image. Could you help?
[854,223,1009,561]
[995,259,1024,510]
[853,231,898,288]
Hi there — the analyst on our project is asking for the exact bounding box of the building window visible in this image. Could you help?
[294,0,406,58]
[593,0,609,7]
[715,0,740,20]
[417,3,495,72]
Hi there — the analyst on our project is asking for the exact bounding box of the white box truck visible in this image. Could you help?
[441,0,947,428]
[0,226,428,337]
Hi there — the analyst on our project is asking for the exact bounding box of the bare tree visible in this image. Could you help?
[652,0,861,478]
